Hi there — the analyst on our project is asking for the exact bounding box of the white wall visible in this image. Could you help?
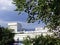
[14,32,53,41]
[8,22,22,33]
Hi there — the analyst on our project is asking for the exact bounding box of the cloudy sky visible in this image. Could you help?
[0,0,45,29]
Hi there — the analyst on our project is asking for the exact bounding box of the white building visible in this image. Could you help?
[8,22,22,33]
[8,22,53,41]
[35,27,48,32]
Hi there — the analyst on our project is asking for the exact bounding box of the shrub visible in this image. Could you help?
[23,35,60,45]
[0,27,15,45]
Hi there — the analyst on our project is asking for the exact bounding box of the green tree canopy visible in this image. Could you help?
[23,35,60,45]
[0,27,15,45]
[13,0,60,30]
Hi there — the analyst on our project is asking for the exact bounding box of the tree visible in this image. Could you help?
[23,35,60,45]
[0,27,15,45]
[13,0,60,36]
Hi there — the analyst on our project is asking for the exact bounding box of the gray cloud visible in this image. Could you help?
[0,0,15,11]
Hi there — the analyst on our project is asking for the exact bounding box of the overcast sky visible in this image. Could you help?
[0,0,45,29]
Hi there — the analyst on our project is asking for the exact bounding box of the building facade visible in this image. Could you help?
[8,22,53,41]
[8,22,22,33]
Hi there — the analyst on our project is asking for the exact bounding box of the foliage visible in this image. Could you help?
[0,27,15,45]
[23,35,60,45]
[23,38,31,45]
[13,0,60,30]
